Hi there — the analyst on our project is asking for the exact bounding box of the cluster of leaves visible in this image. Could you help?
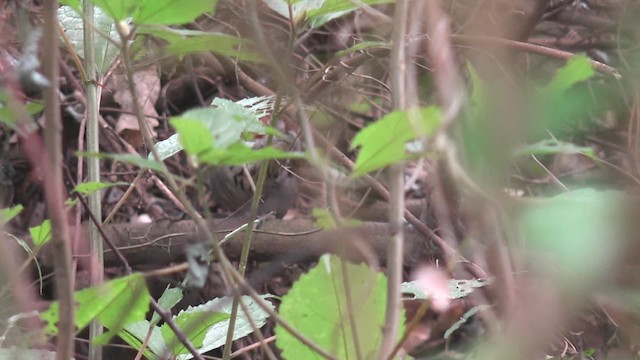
[0,0,622,359]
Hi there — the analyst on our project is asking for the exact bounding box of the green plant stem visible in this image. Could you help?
[42,1,75,359]
[83,1,104,359]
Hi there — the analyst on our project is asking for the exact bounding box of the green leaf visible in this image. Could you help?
[541,54,595,98]
[170,118,216,156]
[58,6,120,74]
[517,189,624,290]
[138,26,263,63]
[161,295,273,357]
[77,152,165,173]
[120,320,165,360]
[59,0,81,13]
[352,107,441,176]
[92,0,217,25]
[73,181,128,196]
[151,286,184,325]
[1,204,24,222]
[276,254,404,359]
[41,274,150,340]
[305,0,394,28]
[91,0,136,21]
[29,219,52,247]
[199,142,304,166]
[264,0,394,28]
[0,101,43,126]
[512,140,595,158]
[133,0,218,25]
[163,312,229,356]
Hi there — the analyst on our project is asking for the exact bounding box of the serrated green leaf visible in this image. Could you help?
[73,181,128,196]
[29,219,52,247]
[276,254,404,359]
[41,274,149,341]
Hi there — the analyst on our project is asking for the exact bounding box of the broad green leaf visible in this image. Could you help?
[57,6,120,74]
[199,142,304,166]
[120,320,165,360]
[541,54,595,98]
[77,152,166,173]
[1,204,24,222]
[306,0,394,28]
[276,254,404,359]
[163,311,229,356]
[151,287,184,325]
[170,118,215,156]
[90,0,135,21]
[351,107,440,176]
[29,219,52,247]
[161,295,273,359]
[517,189,623,290]
[138,26,263,63]
[41,274,150,339]
[92,0,217,25]
[133,0,218,25]
[73,181,128,196]
[534,54,598,136]
[265,0,394,28]
[59,0,81,13]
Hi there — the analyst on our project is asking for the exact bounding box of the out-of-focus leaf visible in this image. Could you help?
[41,274,150,341]
[512,140,596,158]
[518,188,623,290]
[1,204,24,222]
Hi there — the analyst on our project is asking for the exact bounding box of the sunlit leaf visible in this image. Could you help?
[276,254,404,359]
